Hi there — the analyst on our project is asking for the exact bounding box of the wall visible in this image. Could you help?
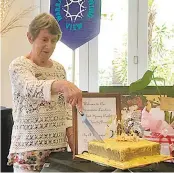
[1,0,40,107]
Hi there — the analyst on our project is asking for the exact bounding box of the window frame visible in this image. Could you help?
[89,0,140,91]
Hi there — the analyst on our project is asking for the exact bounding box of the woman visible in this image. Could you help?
[7,13,82,172]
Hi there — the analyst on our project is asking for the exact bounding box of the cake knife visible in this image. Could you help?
[78,111,104,142]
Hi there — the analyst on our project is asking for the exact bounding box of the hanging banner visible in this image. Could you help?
[50,0,101,50]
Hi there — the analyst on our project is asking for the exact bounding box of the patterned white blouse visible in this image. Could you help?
[8,56,72,154]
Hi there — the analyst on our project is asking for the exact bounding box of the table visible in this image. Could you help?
[41,152,174,172]
[1,107,13,172]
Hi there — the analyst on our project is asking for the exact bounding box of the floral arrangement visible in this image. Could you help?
[129,69,174,133]
[129,68,174,159]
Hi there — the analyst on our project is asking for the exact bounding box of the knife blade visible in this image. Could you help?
[78,111,104,142]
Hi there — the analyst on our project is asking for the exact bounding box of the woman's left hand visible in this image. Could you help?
[66,127,74,152]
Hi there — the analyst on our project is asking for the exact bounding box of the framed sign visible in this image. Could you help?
[72,93,121,158]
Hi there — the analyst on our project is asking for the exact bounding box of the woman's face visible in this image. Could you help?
[29,29,58,61]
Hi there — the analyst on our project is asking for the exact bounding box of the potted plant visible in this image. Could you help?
[129,68,174,125]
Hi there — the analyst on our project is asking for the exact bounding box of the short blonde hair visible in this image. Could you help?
[28,13,62,41]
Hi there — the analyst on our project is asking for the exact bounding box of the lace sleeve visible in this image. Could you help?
[9,60,55,102]
[65,103,73,128]
[61,66,73,128]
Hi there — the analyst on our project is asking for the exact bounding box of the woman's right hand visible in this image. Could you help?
[52,80,82,111]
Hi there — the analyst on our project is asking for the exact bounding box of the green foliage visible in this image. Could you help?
[151,24,174,57]
[129,70,154,93]
[99,68,113,86]
[112,35,128,85]
[148,0,154,7]
[101,13,114,20]
[112,53,128,85]
[151,77,165,86]
[165,111,174,124]
[149,23,174,86]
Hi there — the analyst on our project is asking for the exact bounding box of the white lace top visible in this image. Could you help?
[9,56,72,153]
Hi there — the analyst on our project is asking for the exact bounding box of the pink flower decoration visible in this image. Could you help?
[27,152,33,156]
[141,107,174,135]
[141,108,151,130]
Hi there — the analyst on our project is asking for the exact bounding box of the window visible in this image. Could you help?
[51,42,79,86]
[147,0,174,86]
[98,0,128,86]
[42,0,174,91]
[90,0,174,91]
[89,0,139,90]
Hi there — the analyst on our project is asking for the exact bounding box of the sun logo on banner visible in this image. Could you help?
[50,0,100,49]
[52,0,95,31]
[62,0,87,22]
